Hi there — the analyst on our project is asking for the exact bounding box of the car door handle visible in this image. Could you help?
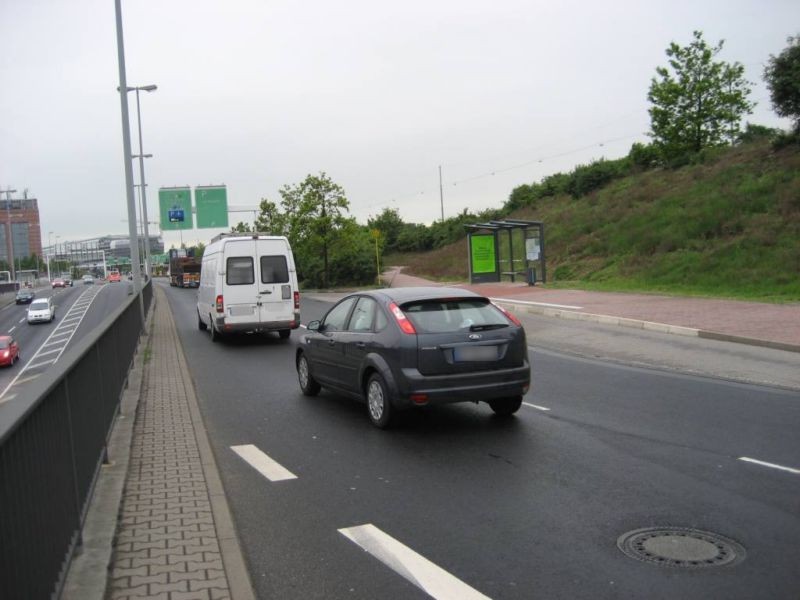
[355,342,366,348]
[261,290,272,294]
[327,339,336,346]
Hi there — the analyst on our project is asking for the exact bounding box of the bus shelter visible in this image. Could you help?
[464,219,546,285]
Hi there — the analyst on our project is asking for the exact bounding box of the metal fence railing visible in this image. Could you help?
[0,280,152,599]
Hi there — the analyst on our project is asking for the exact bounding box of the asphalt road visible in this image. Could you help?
[162,282,800,600]
[0,281,133,403]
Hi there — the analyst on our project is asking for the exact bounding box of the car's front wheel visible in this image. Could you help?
[297,353,320,396]
[489,396,523,417]
[366,373,393,429]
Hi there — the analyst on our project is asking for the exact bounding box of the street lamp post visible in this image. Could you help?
[114,0,145,325]
[46,231,53,282]
[2,187,17,281]
[127,84,157,278]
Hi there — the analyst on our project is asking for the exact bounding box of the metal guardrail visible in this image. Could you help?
[0,279,152,599]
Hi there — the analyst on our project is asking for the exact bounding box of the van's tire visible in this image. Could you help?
[198,311,207,331]
[366,373,393,429]
[489,396,523,417]
[297,353,321,396]
[210,319,221,343]
[279,329,290,340]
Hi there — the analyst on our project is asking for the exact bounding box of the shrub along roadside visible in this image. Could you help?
[398,139,800,302]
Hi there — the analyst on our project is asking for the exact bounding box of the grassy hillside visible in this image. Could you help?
[399,140,800,302]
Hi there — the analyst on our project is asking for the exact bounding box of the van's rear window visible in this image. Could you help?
[226,257,254,285]
[260,256,289,284]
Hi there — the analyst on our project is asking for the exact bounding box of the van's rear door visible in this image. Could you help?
[222,239,260,327]
[255,239,295,326]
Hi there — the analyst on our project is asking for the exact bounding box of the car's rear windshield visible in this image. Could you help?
[31,299,48,307]
[401,298,508,333]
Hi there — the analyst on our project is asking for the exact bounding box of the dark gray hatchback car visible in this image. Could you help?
[296,287,531,428]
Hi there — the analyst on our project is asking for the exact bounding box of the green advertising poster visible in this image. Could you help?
[470,234,496,274]
[195,186,229,229]
[158,187,193,230]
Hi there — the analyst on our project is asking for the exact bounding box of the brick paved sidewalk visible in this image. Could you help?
[107,287,254,600]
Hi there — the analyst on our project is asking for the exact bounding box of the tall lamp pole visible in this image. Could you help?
[114,0,145,325]
[127,84,157,278]
[2,187,17,281]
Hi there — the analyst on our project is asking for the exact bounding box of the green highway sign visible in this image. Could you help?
[159,187,193,230]
[195,186,229,229]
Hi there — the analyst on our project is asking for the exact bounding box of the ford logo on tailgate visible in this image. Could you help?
[468,333,482,340]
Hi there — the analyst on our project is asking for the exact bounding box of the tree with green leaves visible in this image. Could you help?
[230,221,253,233]
[254,198,286,235]
[764,34,800,134]
[648,30,754,163]
[367,207,404,252]
[279,172,351,288]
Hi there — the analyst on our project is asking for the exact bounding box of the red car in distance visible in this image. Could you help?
[0,336,20,366]
[52,278,66,288]
[108,271,122,283]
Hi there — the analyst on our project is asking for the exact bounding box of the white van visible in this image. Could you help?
[197,234,300,341]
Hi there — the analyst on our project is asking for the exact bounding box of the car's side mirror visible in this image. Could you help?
[307,320,321,332]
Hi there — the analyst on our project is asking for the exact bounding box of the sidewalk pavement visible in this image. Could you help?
[65,270,798,599]
[64,285,255,600]
[382,267,800,353]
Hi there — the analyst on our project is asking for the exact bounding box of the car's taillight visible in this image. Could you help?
[294,291,300,310]
[215,295,224,313]
[492,302,522,327]
[389,302,416,334]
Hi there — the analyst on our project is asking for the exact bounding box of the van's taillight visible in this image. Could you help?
[389,302,416,334]
[215,295,224,313]
[493,302,522,327]
[294,291,300,310]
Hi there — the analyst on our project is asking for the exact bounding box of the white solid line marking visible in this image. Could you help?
[339,524,490,600]
[738,457,800,475]
[231,444,297,481]
[8,326,14,332]
[490,297,583,310]
[523,402,550,411]
[36,348,61,357]
[28,360,56,369]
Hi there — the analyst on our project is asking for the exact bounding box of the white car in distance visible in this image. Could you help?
[27,297,55,324]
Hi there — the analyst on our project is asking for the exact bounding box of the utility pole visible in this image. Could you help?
[2,187,17,280]
[438,166,444,222]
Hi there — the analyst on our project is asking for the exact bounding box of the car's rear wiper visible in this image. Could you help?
[469,323,508,331]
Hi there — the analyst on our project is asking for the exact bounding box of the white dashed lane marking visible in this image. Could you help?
[339,524,491,600]
[231,444,297,481]
[738,457,800,475]
[523,402,550,411]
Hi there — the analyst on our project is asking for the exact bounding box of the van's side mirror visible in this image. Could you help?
[307,320,321,332]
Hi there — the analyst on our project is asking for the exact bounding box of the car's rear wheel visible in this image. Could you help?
[366,373,393,429]
[278,329,290,340]
[198,311,207,331]
[297,353,320,396]
[489,396,523,416]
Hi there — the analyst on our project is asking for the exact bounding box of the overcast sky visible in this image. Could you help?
[1,0,798,249]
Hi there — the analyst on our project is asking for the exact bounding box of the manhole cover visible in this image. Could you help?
[617,527,745,568]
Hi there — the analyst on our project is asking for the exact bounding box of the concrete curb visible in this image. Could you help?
[491,298,800,354]
[166,287,257,600]
[61,301,154,599]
